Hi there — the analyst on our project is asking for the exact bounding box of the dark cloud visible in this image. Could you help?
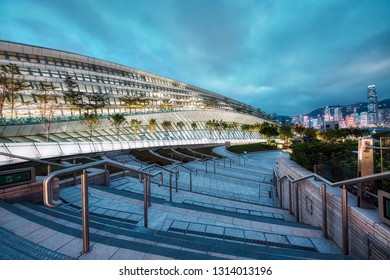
[1,0,389,115]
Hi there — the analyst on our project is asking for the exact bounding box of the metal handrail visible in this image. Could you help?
[139,163,178,202]
[235,154,247,165]
[366,146,390,150]
[187,148,218,160]
[171,163,198,192]
[274,162,390,255]
[222,157,233,168]
[172,162,197,173]
[43,158,163,254]
[195,158,218,174]
[43,158,162,207]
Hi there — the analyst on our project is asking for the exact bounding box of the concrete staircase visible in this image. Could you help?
[0,149,360,260]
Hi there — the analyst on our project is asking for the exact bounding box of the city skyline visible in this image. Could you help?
[292,84,389,115]
[291,85,390,129]
[1,0,390,115]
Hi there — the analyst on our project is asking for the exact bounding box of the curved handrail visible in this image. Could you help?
[171,163,198,192]
[235,154,247,165]
[43,158,162,208]
[192,158,218,174]
[172,162,198,175]
[187,148,218,160]
[139,163,177,178]
[286,171,390,188]
[139,163,180,201]
[222,157,233,167]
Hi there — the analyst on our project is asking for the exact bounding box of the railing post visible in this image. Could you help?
[190,171,192,192]
[295,183,300,222]
[213,161,216,174]
[205,161,208,173]
[148,173,151,207]
[73,159,77,185]
[273,172,278,198]
[169,173,172,202]
[279,179,283,209]
[104,164,108,186]
[47,164,51,175]
[321,183,328,238]
[175,172,178,192]
[342,185,349,255]
[289,180,292,214]
[143,175,148,228]
[81,169,91,254]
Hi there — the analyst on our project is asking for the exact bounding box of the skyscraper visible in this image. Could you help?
[324,106,331,122]
[334,107,342,121]
[367,85,378,126]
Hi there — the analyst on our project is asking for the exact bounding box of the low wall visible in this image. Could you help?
[0,168,107,204]
[0,178,59,204]
[278,156,390,259]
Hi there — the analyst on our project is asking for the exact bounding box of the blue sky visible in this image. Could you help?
[1,0,389,116]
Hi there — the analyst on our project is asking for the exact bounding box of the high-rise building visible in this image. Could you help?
[334,107,342,121]
[360,112,368,127]
[367,85,378,126]
[324,106,331,122]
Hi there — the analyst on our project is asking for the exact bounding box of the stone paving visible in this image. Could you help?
[0,146,351,260]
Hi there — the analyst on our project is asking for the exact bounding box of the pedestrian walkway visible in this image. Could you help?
[0,146,358,260]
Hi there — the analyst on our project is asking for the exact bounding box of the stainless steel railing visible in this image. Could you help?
[43,158,163,254]
[187,148,218,160]
[171,163,198,192]
[273,163,390,255]
[139,163,178,202]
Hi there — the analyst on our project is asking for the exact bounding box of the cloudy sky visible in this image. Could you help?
[1,0,389,115]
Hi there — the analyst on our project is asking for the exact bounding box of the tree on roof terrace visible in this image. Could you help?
[130,119,142,133]
[159,98,171,111]
[161,120,172,135]
[176,121,185,130]
[86,87,108,114]
[205,120,214,138]
[120,95,143,114]
[109,113,127,140]
[81,112,100,141]
[33,81,60,141]
[63,76,83,116]
[227,122,238,138]
[191,121,198,131]
[0,63,28,120]
[148,118,157,134]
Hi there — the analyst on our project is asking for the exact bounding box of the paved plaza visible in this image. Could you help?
[0,147,355,260]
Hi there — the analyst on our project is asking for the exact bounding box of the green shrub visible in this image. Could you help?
[290,141,357,171]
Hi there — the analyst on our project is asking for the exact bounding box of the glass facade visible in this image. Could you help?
[0,41,271,120]
[367,85,378,126]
